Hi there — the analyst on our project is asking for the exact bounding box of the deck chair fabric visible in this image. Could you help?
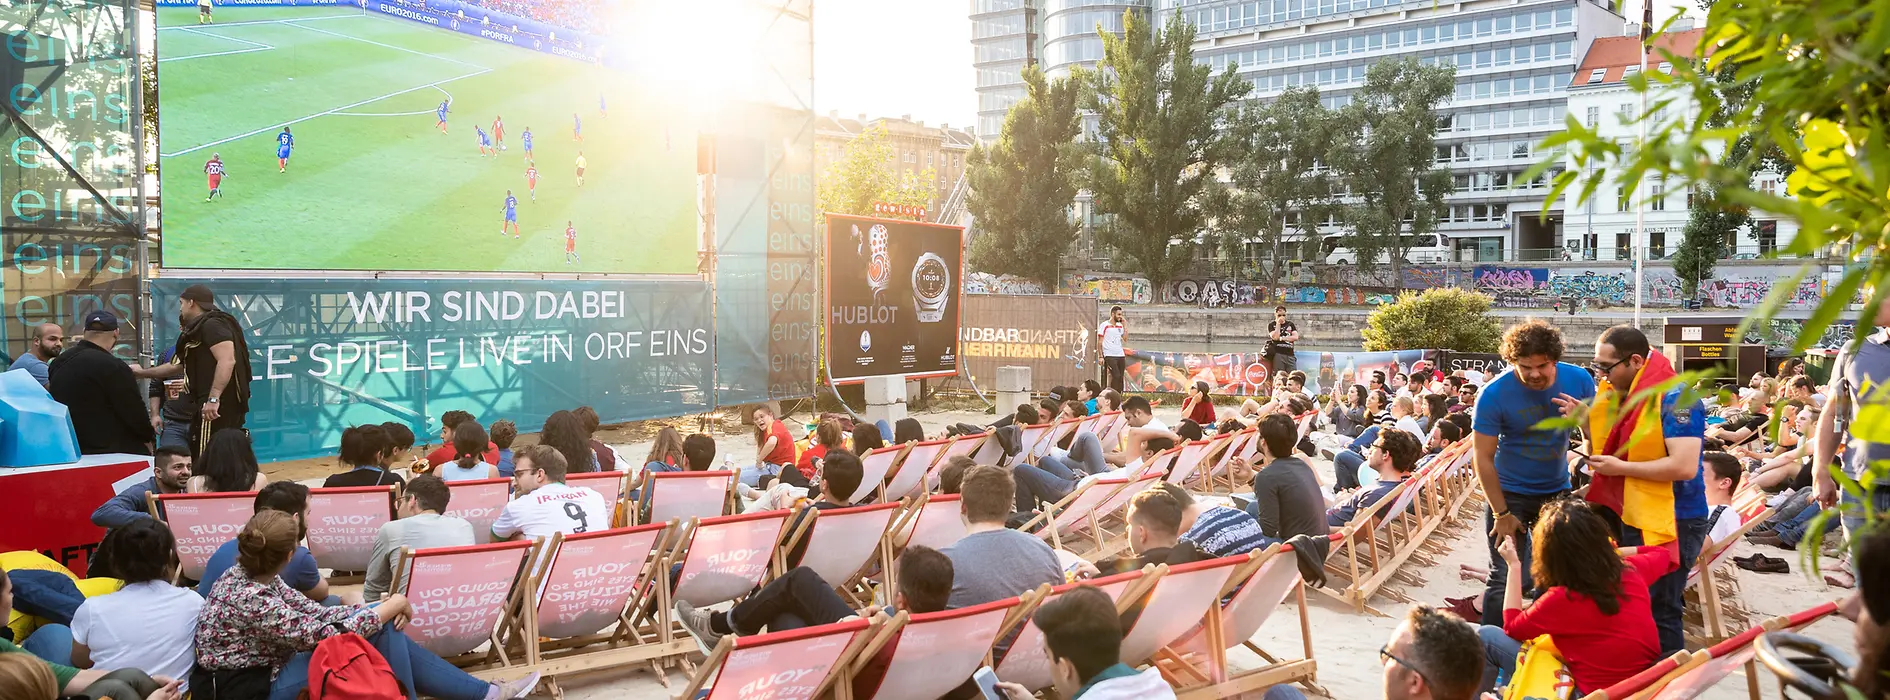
[791,502,900,594]
[393,540,535,659]
[150,492,256,581]
[1650,601,1840,700]
[1029,419,1083,464]
[885,439,950,501]
[672,510,791,607]
[1013,423,1056,464]
[1023,478,1132,550]
[849,445,911,504]
[644,471,734,525]
[1172,546,1304,659]
[680,618,876,700]
[995,571,1149,691]
[854,597,1027,700]
[532,523,670,640]
[443,478,511,545]
[963,433,1005,466]
[566,471,627,527]
[1095,411,1126,450]
[1165,437,1232,488]
[305,486,397,571]
[901,494,971,552]
[1119,556,1241,665]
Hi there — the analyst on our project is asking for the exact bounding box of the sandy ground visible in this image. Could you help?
[275,405,1858,700]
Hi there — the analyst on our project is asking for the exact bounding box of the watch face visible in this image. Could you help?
[914,256,949,300]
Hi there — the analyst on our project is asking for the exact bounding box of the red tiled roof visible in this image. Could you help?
[1570,28,1706,87]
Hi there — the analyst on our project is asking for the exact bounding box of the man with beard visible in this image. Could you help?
[137,285,250,456]
[10,322,63,387]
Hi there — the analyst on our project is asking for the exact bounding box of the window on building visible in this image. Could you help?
[1616,232,1632,259]
[1588,68,1606,83]
[1756,220,1779,253]
[1585,105,1600,128]
[1686,186,1699,209]
[1650,178,1666,211]
[1758,177,1779,196]
[1617,186,1631,212]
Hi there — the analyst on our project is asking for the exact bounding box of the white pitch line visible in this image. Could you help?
[285,19,487,70]
[159,45,272,62]
[158,67,493,158]
[155,13,362,30]
[177,25,274,49]
[334,84,456,116]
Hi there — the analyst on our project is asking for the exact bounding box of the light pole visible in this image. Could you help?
[1632,0,1653,327]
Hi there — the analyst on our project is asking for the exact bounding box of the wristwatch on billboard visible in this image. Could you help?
[912,251,951,323]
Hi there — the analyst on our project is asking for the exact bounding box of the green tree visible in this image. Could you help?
[1211,86,1338,287]
[966,67,1084,291]
[816,124,937,229]
[1671,187,1739,299]
[1330,58,1456,280]
[1081,10,1251,289]
[1360,288,1502,353]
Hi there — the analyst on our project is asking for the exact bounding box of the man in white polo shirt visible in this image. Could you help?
[492,444,609,541]
[1098,306,1127,392]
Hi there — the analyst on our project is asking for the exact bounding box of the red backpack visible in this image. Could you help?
[307,631,404,700]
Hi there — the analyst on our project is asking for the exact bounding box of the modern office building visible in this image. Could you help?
[972,0,1042,143]
[1154,0,1626,262]
[1558,27,1796,261]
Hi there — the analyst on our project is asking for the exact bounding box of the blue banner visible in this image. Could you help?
[151,0,605,61]
[150,278,714,462]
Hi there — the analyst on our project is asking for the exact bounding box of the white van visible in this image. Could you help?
[1322,233,1453,266]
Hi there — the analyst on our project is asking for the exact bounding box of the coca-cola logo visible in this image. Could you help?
[1243,362,1269,387]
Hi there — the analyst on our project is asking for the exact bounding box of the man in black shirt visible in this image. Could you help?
[1245,413,1328,542]
[49,311,154,455]
[137,284,250,456]
[1267,305,1300,376]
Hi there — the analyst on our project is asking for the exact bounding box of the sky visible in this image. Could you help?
[813,0,977,131]
[808,0,1695,136]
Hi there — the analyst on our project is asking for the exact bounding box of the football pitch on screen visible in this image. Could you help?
[156,6,699,274]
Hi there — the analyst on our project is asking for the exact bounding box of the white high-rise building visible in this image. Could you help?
[1155,0,1625,262]
[1558,26,1796,262]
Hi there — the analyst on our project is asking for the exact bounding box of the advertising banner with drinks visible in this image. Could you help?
[1124,348,1444,397]
[824,214,965,382]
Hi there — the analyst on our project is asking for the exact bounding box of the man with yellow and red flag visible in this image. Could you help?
[1559,325,1707,659]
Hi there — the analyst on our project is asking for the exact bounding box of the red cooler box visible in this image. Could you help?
[0,454,153,576]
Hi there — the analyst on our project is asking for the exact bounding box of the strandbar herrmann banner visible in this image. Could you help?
[960,294,1097,391]
[1124,348,1444,397]
[150,277,715,462]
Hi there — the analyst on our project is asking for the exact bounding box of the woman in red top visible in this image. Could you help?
[1476,499,1675,694]
[750,405,798,487]
[1182,381,1218,426]
[786,419,843,488]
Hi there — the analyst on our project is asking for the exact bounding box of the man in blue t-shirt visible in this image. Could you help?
[1580,325,1706,657]
[194,482,336,605]
[1471,319,1596,626]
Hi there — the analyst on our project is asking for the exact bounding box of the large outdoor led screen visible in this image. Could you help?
[155,0,702,273]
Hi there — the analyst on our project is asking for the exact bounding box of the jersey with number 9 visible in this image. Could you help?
[490,482,610,540]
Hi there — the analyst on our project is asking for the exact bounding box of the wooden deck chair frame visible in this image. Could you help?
[674,617,882,700]
[884,437,951,501]
[442,477,513,545]
[1162,545,1322,699]
[1119,555,1251,667]
[390,538,542,669]
[843,594,1043,700]
[1017,477,1134,551]
[1073,472,1167,560]
[475,523,689,698]
[775,501,903,608]
[1028,418,1085,464]
[849,444,912,504]
[1010,421,1057,465]
[1203,428,1256,494]
[1166,435,1236,490]
[992,568,1164,692]
[1644,601,1840,700]
[635,470,737,526]
[147,490,257,582]
[1319,442,1475,615]
[1094,410,1127,450]
[304,485,399,581]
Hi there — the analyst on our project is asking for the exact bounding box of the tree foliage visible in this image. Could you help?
[1360,288,1502,353]
[1671,188,1738,299]
[1330,58,1456,278]
[1081,10,1251,289]
[816,124,937,229]
[966,67,1085,290]
[1212,87,1338,286]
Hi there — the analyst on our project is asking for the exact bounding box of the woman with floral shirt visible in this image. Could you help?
[193,510,539,700]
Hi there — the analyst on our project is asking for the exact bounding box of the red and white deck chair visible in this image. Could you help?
[638,470,735,526]
[1027,418,1084,465]
[779,502,902,607]
[1018,477,1135,551]
[505,523,686,694]
[1201,429,1256,494]
[1643,602,1841,700]
[1093,410,1127,450]
[849,444,912,504]
[1118,556,1246,667]
[443,478,511,545]
[148,491,255,581]
[891,493,970,554]
[848,595,1040,700]
[305,485,397,574]
[666,510,792,608]
[1685,484,1776,647]
[1162,544,1320,699]
[1584,652,1700,700]
[390,539,538,666]
[1324,452,1460,614]
[674,617,882,700]
[1075,412,1104,438]
[883,438,950,502]
[1078,471,1167,560]
[1166,435,1236,490]
[1011,422,1057,465]
[994,568,1161,692]
[961,432,1004,466]
[566,471,628,528]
